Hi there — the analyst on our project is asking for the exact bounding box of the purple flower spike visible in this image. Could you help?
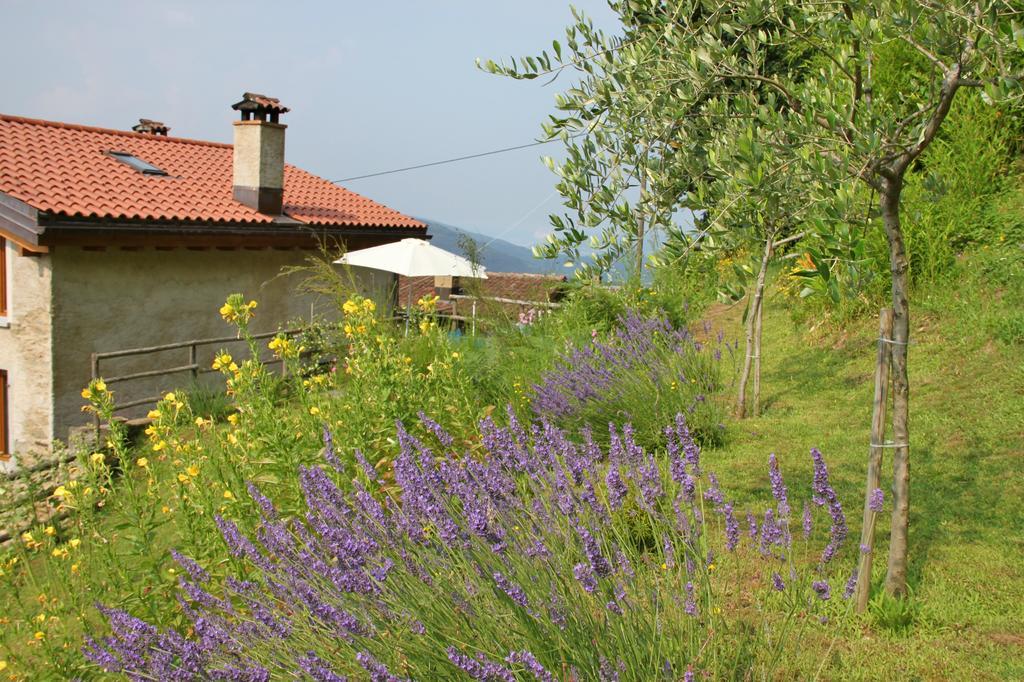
[298,651,348,682]
[869,488,884,513]
[771,572,786,592]
[723,503,740,552]
[768,454,790,517]
[506,651,554,682]
[493,572,530,610]
[802,502,812,540]
[843,568,859,599]
[812,579,832,601]
[573,562,598,593]
[447,647,515,682]
[684,581,698,616]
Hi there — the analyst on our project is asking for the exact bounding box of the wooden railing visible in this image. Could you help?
[448,294,561,334]
[90,328,300,417]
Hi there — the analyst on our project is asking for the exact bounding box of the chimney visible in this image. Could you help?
[132,118,170,135]
[230,92,290,215]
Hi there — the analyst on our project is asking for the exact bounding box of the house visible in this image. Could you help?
[0,93,425,469]
[398,271,568,321]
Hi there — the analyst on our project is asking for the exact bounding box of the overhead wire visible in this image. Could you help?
[331,139,559,183]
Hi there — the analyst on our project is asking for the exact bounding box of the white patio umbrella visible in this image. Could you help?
[335,238,487,334]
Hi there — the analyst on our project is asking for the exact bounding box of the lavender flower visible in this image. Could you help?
[843,568,859,599]
[605,465,628,510]
[811,448,847,564]
[771,572,786,592]
[356,651,407,682]
[812,580,832,601]
[245,481,277,519]
[802,502,812,540]
[869,488,884,513]
[170,549,209,583]
[447,647,515,681]
[493,571,530,610]
[723,503,740,552]
[684,581,698,616]
[747,511,758,541]
[506,650,554,682]
[768,454,790,517]
[703,472,724,507]
[298,651,348,682]
[573,562,598,593]
[322,425,341,472]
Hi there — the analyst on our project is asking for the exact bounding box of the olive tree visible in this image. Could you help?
[488,0,1022,596]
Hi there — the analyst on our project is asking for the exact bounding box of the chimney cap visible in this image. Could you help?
[232,92,290,122]
[132,118,170,135]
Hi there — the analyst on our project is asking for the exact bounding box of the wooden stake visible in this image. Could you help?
[855,307,894,612]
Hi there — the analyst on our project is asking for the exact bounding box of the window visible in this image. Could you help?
[0,237,6,317]
[108,151,168,176]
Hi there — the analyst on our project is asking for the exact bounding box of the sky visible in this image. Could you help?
[1,0,620,248]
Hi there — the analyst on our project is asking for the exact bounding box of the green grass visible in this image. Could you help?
[703,247,1024,679]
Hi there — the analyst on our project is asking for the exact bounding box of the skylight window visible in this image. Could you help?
[108,151,168,176]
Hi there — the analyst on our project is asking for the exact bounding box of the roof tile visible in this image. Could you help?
[0,114,424,230]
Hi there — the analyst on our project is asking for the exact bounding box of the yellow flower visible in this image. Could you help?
[362,298,376,313]
[136,457,149,468]
[161,505,171,514]
[342,299,359,315]
[147,409,161,419]
[212,352,234,371]
[68,538,81,549]
[80,387,91,399]
[219,302,233,318]
[95,380,106,393]
[0,661,7,672]
[90,452,105,465]
[33,632,44,641]
[226,433,239,445]
[20,532,34,545]
[71,563,80,573]
[227,413,239,426]
[708,563,716,572]
[309,406,320,416]
[44,526,55,536]
[223,490,234,500]
[152,441,166,452]
[177,473,189,484]
[186,464,200,477]
[164,392,177,403]
[52,485,68,499]
[451,352,460,359]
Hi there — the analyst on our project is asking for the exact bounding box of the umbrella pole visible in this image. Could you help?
[405,284,412,337]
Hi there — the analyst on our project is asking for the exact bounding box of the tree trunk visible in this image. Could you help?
[881,181,911,598]
[752,283,765,417]
[735,235,772,418]
[635,174,648,281]
[856,307,894,612]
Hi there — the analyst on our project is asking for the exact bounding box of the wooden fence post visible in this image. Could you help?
[90,352,100,447]
[188,343,198,384]
[855,307,894,612]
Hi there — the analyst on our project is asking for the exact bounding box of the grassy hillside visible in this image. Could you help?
[703,247,1024,679]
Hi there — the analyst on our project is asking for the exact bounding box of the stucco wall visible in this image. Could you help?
[0,243,54,471]
[50,247,389,442]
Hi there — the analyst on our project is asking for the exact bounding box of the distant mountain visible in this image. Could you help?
[416,217,557,274]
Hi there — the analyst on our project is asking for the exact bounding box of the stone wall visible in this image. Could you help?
[0,242,54,472]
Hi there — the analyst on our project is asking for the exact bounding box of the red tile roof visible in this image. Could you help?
[0,113,424,230]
